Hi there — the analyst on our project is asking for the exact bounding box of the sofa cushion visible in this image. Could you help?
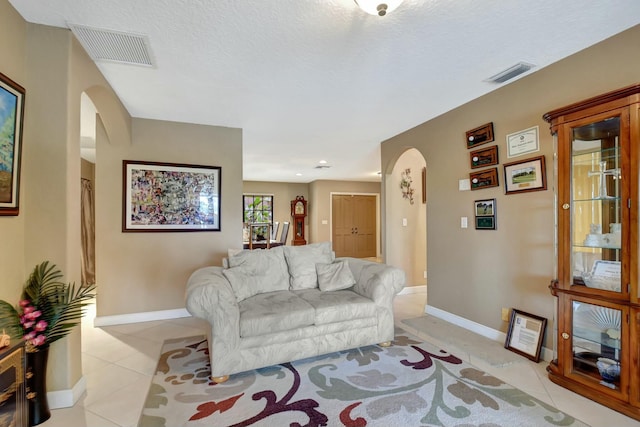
[224,246,290,301]
[294,289,377,325]
[238,290,315,337]
[316,260,356,292]
[284,242,333,290]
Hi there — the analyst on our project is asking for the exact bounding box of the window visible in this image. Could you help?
[243,195,273,239]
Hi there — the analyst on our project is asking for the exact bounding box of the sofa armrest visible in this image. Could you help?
[338,257,405,306]
[185,266,240,351]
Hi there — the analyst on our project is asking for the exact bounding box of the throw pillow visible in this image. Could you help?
[284,242,333,290]
[224,246,289,301]
[316,260,356,292]
[222,268,271,302]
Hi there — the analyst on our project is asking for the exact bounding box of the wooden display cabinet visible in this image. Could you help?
[544,84,640,420]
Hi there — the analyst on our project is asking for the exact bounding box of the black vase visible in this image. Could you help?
[27,345,51,426]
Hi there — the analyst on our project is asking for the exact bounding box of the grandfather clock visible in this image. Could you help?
[291,196,307,246]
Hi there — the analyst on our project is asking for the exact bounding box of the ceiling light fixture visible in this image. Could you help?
[355,0,404,16]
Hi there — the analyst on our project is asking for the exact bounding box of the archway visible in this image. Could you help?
[384,148,427,309]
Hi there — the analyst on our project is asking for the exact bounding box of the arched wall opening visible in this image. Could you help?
[384,147,427,306]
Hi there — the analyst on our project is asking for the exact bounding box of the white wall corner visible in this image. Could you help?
[47,375,86,409]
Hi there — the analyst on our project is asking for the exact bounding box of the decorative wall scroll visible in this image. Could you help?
[400,168,414,204]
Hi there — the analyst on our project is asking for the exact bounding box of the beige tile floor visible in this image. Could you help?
[39,289,639,427]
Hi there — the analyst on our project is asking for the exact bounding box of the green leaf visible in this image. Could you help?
[0,300,22,340]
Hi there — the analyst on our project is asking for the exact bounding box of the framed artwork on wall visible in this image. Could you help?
[474,198,496,230]
[470,145,499,169]
[0,72,25,216]
[469,167,499,190]
[122,160,221,232]
[503,155,547,195]
[465,122,494,149]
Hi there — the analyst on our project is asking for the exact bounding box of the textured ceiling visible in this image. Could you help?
[8,0,640,183]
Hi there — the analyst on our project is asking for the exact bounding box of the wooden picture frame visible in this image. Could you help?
[466,122,494,149]
[503,155,547,195]
[470,145,499,169]
[505,309,547,362]
[474,198,496,230]
[421,167,426,204]
[0,72,25,216]
[469,167,499,190]
[123,160,221,232]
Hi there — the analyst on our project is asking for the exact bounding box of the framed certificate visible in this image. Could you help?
[506,126,539,158]
[505,309,547,362]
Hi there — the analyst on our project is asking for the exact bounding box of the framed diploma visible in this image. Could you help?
[506,126,539,158]
[504,309,547,362]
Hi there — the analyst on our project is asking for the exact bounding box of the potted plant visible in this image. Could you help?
[0,261,96,425]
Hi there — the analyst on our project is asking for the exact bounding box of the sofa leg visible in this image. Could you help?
[211,375,229,384]
[378,341,392,347]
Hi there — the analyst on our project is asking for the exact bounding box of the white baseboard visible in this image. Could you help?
[94,307,190,327]
[398,285,426,295]
[47,375,86,409]
[425,304,553,362]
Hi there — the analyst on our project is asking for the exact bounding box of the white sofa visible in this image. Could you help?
[185,242,405,382]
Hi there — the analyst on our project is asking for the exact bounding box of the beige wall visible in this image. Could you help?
[381,24,640,346]
[309,180,381,246]
[96,118,242,317]
[386,149,427,286]
[243,181,309,245]
[0,0,27,306]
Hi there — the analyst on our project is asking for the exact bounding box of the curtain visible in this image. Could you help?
[80,178,96,286]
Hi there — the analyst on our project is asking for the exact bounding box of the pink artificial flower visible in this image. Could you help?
[23,331,36,341]
[34,320,47,332]
[19,300,30,307]
[31,335,46,346]
[23,306,35,315]
[23,321,34,329]
[25,310,41,320]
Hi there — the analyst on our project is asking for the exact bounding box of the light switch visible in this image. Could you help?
[321,219,328,225]
[459,179,471,191]
[402,218,408,227]
[461,217,468,228]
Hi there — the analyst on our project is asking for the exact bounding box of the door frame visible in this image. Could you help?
[329,192,381,258]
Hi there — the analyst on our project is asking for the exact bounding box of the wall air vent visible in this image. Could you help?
[485,62,534,84]
[68,23,155,67]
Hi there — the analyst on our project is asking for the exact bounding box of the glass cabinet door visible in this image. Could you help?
[572,299,622,391]
[570,117,622,293]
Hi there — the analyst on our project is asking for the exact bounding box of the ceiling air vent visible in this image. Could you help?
[485,62,534,84]
[314,165,332,169]
[68,23,155,67]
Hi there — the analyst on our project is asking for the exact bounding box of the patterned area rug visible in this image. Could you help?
[138,330,589,427]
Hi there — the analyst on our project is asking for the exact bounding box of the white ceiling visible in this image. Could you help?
[9,0,640,183]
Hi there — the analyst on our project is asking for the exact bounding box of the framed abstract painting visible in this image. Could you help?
[123,160,221,232]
